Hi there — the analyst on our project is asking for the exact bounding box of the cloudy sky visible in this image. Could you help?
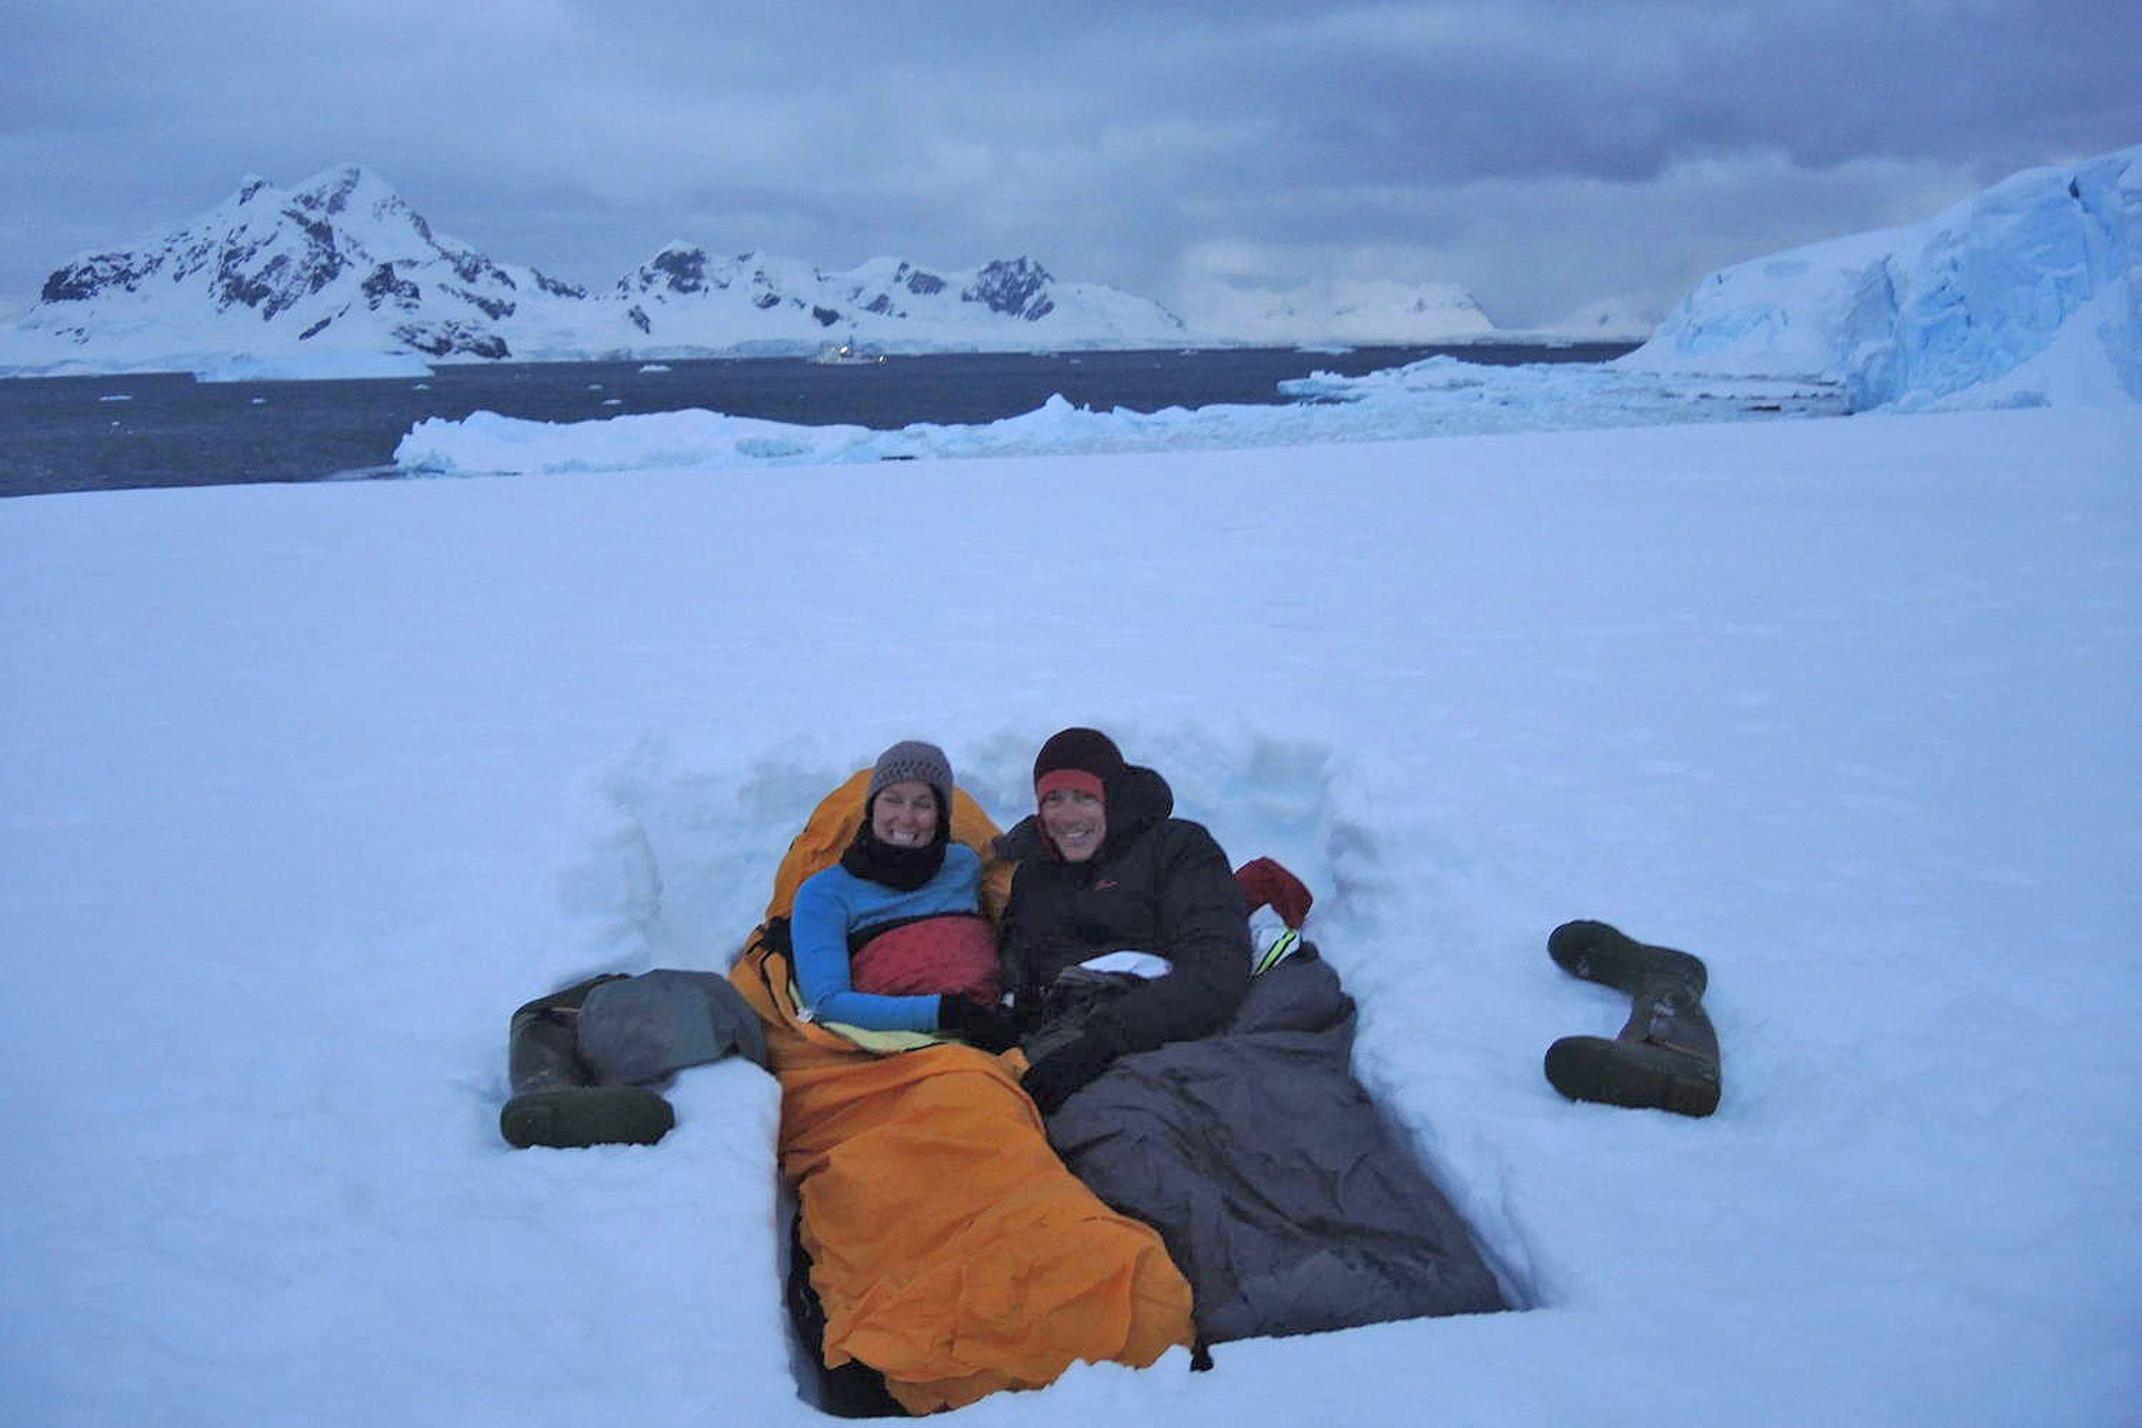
[4,0,2137,329]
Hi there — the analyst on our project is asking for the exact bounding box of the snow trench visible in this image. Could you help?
[542,728,1543,1374]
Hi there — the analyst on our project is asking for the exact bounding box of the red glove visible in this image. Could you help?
[1235,856,1313,929]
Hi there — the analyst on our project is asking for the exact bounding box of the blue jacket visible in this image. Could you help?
[791,843,982,1032]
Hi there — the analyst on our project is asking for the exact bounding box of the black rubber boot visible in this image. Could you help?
[499,974,677,1149]
[786,1210,908,1417]
[1544,922,1722,1118]
[1547,919,1708,997]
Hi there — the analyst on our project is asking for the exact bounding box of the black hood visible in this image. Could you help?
[1102,762,1173,845]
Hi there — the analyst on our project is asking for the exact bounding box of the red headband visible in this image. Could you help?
[1036,768,1105,804]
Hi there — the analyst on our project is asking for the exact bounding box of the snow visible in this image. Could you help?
[5,388,2139,1425]
[1625,144,2142,410]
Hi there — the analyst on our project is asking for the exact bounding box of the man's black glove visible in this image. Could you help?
[1021,1027,1123,1114]
[937,995,1020,1054]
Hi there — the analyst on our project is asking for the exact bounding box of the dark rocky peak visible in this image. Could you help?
[964,257,1055,319]
[294,165,371,216]
[620,245,723,297]
[41,251,150,304]
[450,249,513,290]
[894,262,946,296]
[362,263,422,310]
[443,284,515,321]
[285,166,440,250]
[236,176,273,206]
[297,214,339,256]
[205,225,348,320]
[533,269,587,300]
[391,319,509,359]
[653,246,710,293]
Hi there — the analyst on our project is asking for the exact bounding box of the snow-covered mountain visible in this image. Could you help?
[0,166,1189,375]
[1623,143,2142,410]
[1183,277,1497,346]
[612,246,1186,354]
[10,167,599,372]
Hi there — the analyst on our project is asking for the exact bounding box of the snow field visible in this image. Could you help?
[2,405,2138,1425]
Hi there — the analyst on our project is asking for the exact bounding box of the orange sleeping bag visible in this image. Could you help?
[730,770,1193,1414]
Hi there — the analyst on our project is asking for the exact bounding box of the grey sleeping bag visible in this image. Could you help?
[1042,949,1507,1343]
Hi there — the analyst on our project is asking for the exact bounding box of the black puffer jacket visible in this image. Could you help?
[997,762,1251,1054]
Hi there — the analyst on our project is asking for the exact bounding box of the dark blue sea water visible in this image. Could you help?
[0,342,1637,499]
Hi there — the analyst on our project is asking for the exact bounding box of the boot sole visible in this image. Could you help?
[500,1085,675,1148]
[1548,920,1707,997]
[1544,1036,1721,1118]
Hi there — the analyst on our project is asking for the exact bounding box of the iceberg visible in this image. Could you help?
[1623,144,2141,410]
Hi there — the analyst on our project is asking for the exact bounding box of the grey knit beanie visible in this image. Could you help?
[867,739,954,815]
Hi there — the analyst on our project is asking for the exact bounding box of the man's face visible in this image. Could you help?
[1039,787,1106,863]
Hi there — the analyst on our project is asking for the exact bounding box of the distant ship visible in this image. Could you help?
[811,338,887,365]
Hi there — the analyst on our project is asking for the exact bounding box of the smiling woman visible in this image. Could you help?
[868,777,939,848]
[788,740,1015,1040]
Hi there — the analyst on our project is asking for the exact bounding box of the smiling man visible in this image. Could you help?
[993,728,1508,1350]
[997,727,1252,1112]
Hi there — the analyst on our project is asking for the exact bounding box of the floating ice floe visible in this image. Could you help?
[393,365,1846,478]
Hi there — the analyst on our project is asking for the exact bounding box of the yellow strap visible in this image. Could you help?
[1253,927,1302,977]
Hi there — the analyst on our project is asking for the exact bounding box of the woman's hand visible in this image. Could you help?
[937,995,1020,1053]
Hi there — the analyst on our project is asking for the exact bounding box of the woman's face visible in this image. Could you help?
[871,780,940,847]
[1039,787,1106,862]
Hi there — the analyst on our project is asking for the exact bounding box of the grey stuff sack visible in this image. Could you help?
[577,969,769,1086]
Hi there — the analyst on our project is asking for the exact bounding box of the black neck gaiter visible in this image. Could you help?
[840,820,949,892]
